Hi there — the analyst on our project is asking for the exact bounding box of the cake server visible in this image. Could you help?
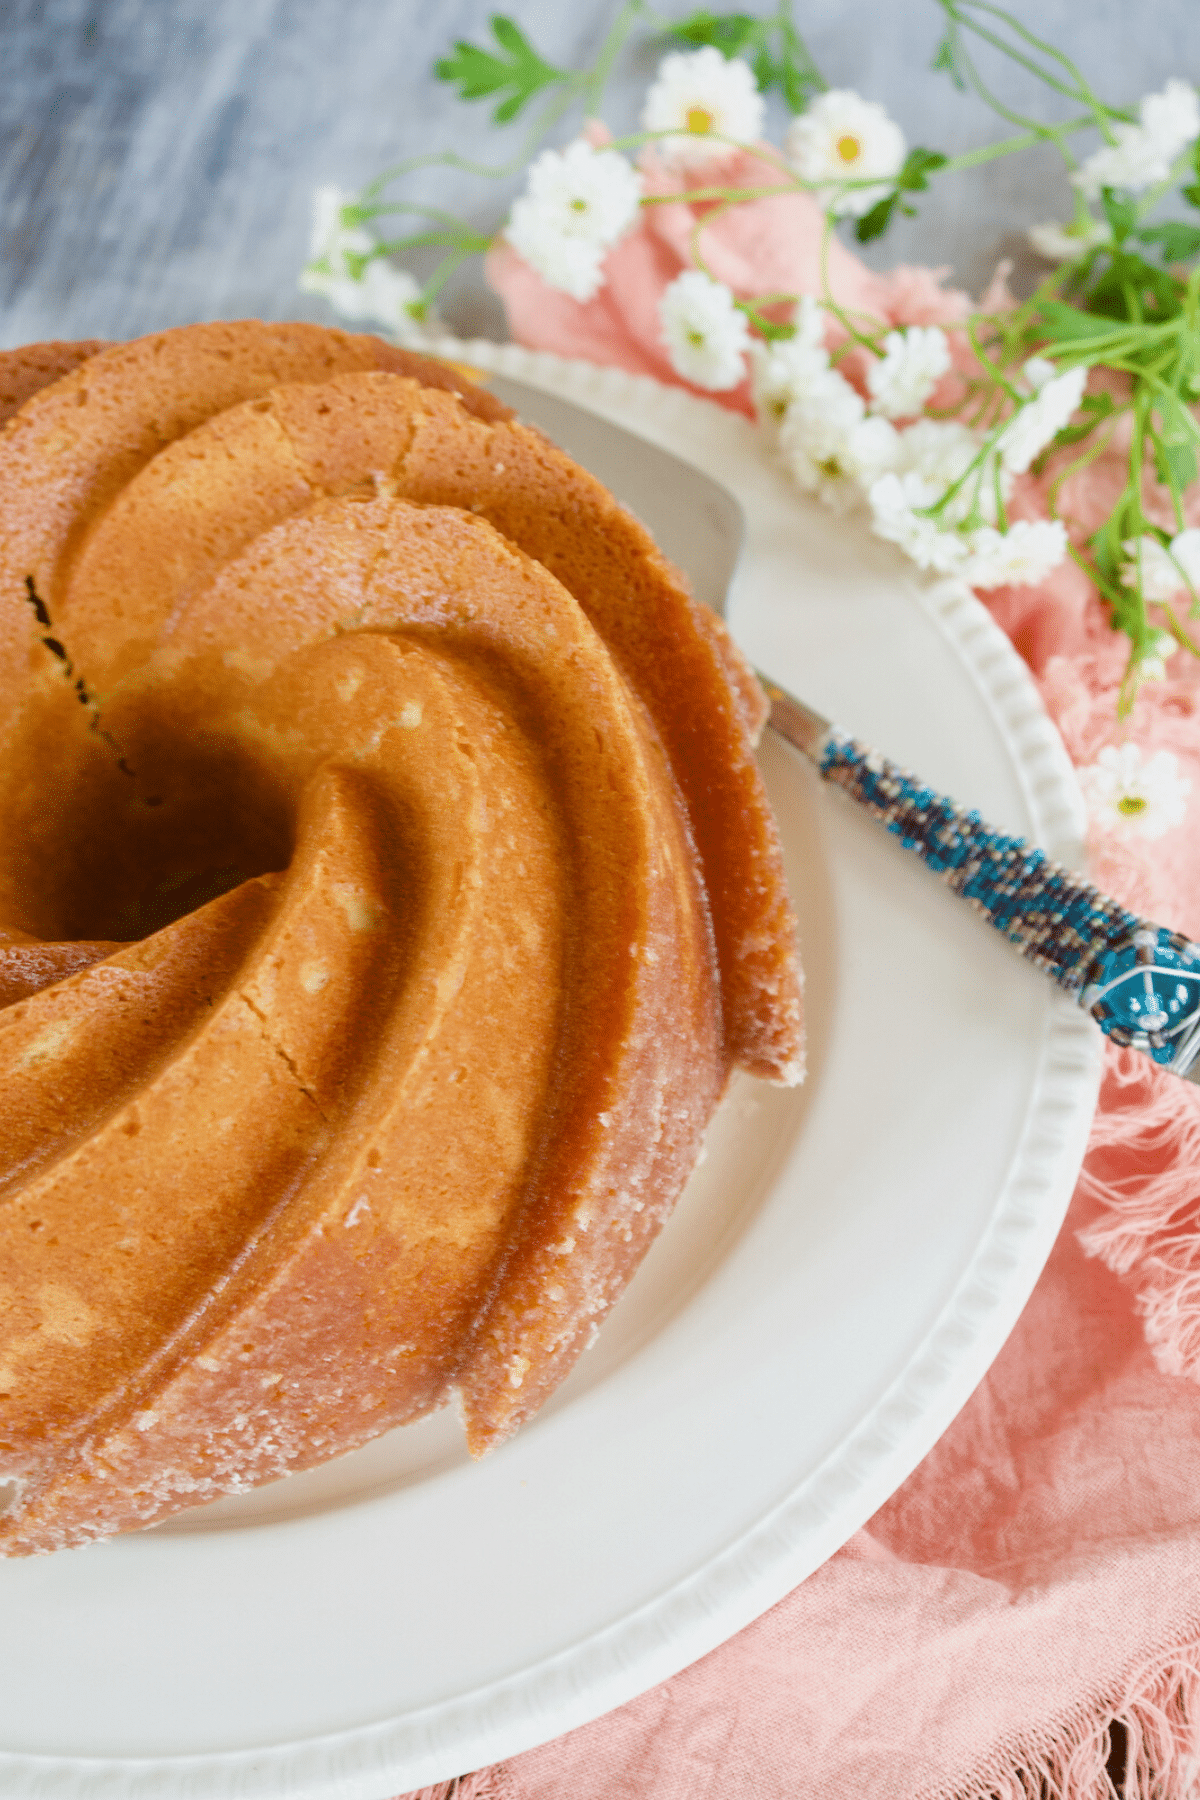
[485,370,1200,1084]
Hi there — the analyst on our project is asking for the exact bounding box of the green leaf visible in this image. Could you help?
[931,30,967,91]
[1091,513,1128,597]
[1152,391,1200,493]
[896,147,948,193]
[1082,248,1184,323]
[667,9,759,58]
[773,18,826,111]
[1099,188,1138,245]
[434,14,565,123]
[668,11,823,111]
[1138,221,1200,262]
[1044,389,1117,449]
[851,149,945,244]
[1156,437,1199,490]
[855,192,900,243]
[1034,300,1123,342]
[751,42,776,94]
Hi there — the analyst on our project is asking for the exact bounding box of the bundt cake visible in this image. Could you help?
[0,322,803,1555]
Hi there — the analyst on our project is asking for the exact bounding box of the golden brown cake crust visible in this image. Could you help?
[0,331,511,433]
[0,340,111,428]
[0,322,802,1553]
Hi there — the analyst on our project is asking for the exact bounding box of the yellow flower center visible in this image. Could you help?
[569,197,588,213]
[835,133,863,164]
[1117,794,1149,816]
[686,105,715,135]
[686,327,707,348]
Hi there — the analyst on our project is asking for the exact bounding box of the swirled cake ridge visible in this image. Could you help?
[0,322,803,1554]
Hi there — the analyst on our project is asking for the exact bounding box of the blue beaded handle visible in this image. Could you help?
[760,681,1200,1084]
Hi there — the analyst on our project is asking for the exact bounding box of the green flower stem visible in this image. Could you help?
[965,315,1025,404]
[345,201,484,228]
[369,229,493,254]
[333,0,1200,713]
[1132,147,1200,222]
[1124,393,1153,639]
[739,289,800,308]
[920,431,1004,530]
[1162,600,1200,655]
[362,75,583,194]
[638,181,796,206]
[582,0,646,116]
[938,0,1129,130]
[1045,418,1123,519]
[944,36,1072,138]
[609,126,799,185]
[415,245,481,312]
[938,125,1091,176]
[1066,541,1123,611]
[814,215,894,356]
[687,207,722,283]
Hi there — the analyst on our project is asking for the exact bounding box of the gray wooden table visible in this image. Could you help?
[2,0,1195,350]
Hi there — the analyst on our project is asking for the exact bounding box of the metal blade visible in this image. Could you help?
[485,371,745,619]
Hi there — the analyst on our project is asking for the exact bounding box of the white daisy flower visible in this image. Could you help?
[1141,78,1200,150]
[1120,529,1200,601]
[839,414,904,489]
[866,326,951,420]
[1028,215,1110,263]
[750,339,830,432]
[899,418,1010,526]
[777,368,902,512]
[300,185,428,342]
[792,292,827,351]
[960,519,1069,589]
[1137,631,1182,683]
[995,364,1089,474]
[1021,356,1057,392]
[641,47,765,171]
[749,299,831,431]
[785,90,906,218]
[1078,743,1191,840]
[506,140,642,302]
[867,471,971,574]
[1073,79,1200,200]
[659,271,751,390]
[1170,529,1200,591]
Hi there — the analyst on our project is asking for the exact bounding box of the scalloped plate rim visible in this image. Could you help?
[0,342,1103,1799]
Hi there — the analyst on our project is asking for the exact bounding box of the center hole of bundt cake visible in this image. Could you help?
[3,734,293,944]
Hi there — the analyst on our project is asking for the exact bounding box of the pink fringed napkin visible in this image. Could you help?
[398,186,1200,1800]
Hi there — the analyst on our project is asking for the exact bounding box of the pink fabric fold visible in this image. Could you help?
[392,189,1200,1799]
[400,1111,1200,1799]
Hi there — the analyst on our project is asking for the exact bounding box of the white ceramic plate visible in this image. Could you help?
[0,348,1102,1800]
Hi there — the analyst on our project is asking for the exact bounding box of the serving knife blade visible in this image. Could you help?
[483,368,1200,1083]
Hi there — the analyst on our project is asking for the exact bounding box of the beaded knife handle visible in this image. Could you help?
[761,680,1200,1084]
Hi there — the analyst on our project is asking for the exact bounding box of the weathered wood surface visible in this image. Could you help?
[1,0,1193,350]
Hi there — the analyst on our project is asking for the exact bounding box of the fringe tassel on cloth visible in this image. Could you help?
[1077,1045,1200,1378]
[398,1639,1200,1800]
[393,1047,1200,1800]
[955,1640,1200,1799]
[398,1769,518,1800]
